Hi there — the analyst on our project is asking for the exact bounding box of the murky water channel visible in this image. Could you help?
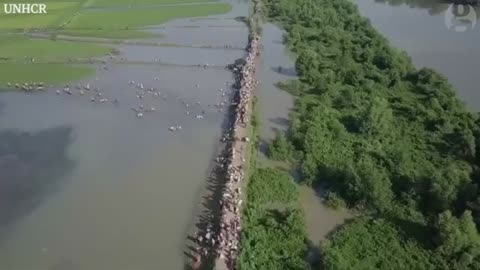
[258,23,350,247]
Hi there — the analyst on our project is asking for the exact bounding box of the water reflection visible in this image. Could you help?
[0,127,74,228]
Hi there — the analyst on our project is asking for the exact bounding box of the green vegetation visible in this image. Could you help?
[247,97,261,175]
[276,79,307,96]
[322,217,437,270]
[0,35,110,86]
[246,168,299,206]
[240,168,310,270]
[0,63,94,85]
[0,35,111,62]
[261,0,480,268]
[323,191,346,210]
[67,3,231,29]
[435,210,480,269]
[0,0,232,85]
[239,11,310,265]
[322,212,480,270]
[57,29,154,39]
[267,133,294,161]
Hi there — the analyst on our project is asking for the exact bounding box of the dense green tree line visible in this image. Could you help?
[322,217,436,270]
[261,0,480,268]
[268,133,295,161]
[239,168,310,270]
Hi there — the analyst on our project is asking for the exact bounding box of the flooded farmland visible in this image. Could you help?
[0,1,249,269]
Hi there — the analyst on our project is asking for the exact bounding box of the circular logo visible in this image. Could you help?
[444,4,477,32]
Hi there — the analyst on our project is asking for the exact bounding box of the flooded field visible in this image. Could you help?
[0,1,249,269]
[357,0,480,110]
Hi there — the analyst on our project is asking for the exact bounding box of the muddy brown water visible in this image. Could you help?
[257,23,296,153]
[0,1,248,269]
[257,23,351,247]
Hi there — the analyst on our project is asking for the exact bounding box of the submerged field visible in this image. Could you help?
[0,34,111,86]
[0,63,94,85]
[0,0,231,86]
[0,35,111,62]
[67,3,231,30]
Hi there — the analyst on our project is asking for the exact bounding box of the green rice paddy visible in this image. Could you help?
[0,35,111,62]
[68,3,231,29]
[0,63,95,85]
[57,29,155,39]
[0,0,231,86]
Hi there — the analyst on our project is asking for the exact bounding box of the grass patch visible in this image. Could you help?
[322,217,436,270]
[57,28,154,39]
[240,167,308,270]
[240,207,309,270]
[267,132,295,161]
[0,35,108,86]
[0,35,111,62]
[67,3,231,29]
[247,168,299,206]
[246,97,260,177]
[0,63,95,86]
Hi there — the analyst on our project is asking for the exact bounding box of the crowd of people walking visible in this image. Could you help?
[191,27,261,269]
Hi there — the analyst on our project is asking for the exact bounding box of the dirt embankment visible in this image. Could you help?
[185,6,262,270]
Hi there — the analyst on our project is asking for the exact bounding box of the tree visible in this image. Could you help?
[268,133,294,161]
[435,210,480,269]
[359,96,393,138]
[347,154,393,210]
[261,0,480,269]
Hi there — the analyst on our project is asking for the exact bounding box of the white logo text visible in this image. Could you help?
[3,3,47,14]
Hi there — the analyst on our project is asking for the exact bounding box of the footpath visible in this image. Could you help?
[190,2,262,269]
[213,30,260,269]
